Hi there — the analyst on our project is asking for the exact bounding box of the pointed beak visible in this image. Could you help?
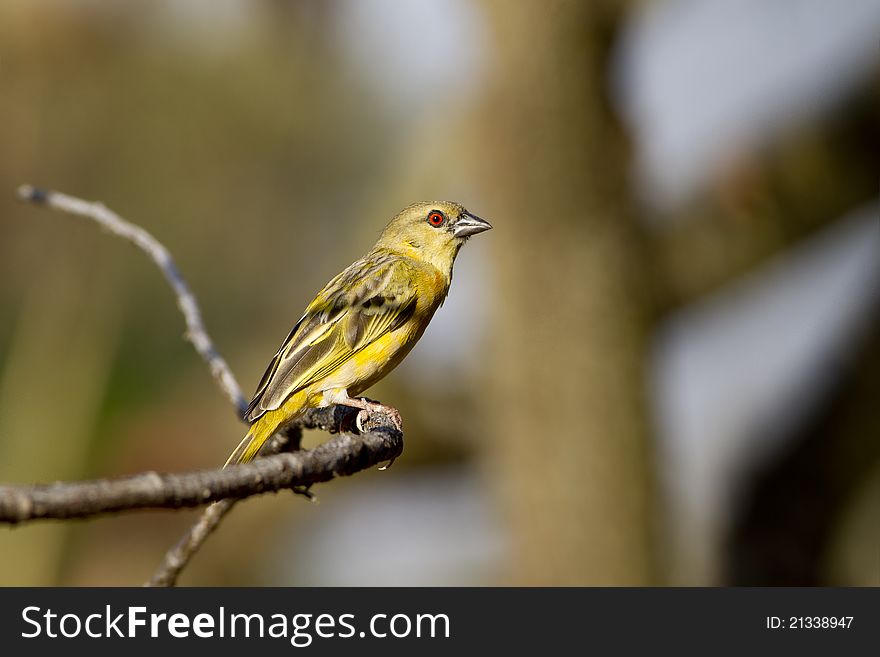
[453,212,493,238]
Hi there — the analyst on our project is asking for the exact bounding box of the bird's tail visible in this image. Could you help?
[224,413,280,467]
[223,395,311,467]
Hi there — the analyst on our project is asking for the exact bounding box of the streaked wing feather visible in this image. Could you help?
[245,252,418,421]
[243,314,305,420]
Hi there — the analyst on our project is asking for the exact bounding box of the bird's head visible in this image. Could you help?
[375,200,492,275]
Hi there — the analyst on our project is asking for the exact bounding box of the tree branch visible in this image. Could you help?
[0,405,402,524]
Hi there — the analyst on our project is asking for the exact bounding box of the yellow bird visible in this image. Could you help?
[225,201,492,465]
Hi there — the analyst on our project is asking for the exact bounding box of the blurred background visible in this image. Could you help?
[0,0,877,586]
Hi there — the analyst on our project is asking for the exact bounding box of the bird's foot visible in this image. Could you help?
[354,400,403,434]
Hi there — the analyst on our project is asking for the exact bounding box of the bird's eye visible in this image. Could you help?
[426,210,445,227]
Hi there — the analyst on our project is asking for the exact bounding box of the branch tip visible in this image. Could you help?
[17,185,48,203]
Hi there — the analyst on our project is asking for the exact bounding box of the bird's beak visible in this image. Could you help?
[453,212,493,238]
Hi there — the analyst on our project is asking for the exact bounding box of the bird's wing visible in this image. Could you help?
[245,251,419,422]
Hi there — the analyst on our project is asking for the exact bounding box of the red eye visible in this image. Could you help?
[427,211,445,227]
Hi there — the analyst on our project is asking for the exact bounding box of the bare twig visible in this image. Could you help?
[147,499,236,587]
[0,406,401,524]
[17,185,247,416]
[147,424,306,587]
[153,498,248,587]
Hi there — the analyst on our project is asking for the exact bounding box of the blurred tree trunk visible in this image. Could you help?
[474,0,657,584]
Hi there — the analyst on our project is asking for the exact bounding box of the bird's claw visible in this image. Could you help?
[355,409,368,434]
